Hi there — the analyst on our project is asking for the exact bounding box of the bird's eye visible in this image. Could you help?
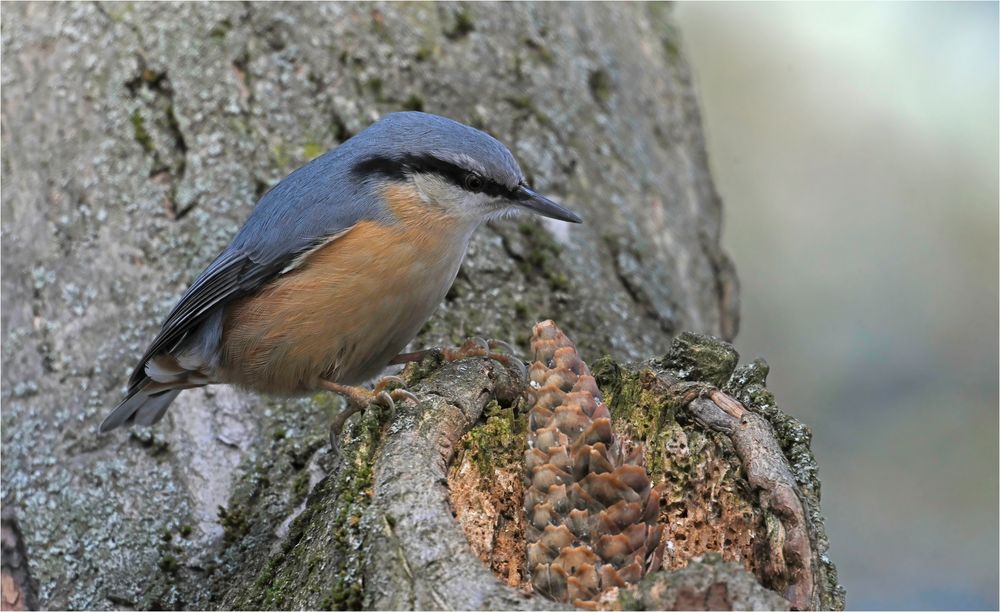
[464,173,484,191]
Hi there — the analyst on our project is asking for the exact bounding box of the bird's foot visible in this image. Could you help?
[391,337,527,379]
[441,337,518,364]
[320,376,418,454]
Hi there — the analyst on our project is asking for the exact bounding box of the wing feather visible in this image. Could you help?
[122,139,386,393]
[126,250,264,390]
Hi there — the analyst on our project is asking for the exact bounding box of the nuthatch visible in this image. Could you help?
[101,111,582,434]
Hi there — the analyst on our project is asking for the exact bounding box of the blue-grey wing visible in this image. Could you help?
[126,149,384,391]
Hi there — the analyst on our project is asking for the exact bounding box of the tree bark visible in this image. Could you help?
[0,2,839,610]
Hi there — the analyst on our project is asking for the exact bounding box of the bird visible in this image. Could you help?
[100,111,582,437]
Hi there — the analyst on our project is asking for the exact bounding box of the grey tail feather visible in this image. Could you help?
[99,384,183,433]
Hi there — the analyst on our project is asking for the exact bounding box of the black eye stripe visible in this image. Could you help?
[353,154,516,198]
[351,156,408,181]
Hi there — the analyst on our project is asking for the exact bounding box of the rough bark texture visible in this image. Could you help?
[0,2,842,610]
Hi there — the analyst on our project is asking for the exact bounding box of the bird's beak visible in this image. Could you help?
[513,185,583,223]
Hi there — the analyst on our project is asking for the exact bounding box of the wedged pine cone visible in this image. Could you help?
[525,321,664,608]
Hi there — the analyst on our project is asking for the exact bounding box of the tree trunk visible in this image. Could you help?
[0,2,841,610]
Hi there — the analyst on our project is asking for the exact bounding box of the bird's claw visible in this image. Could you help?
[370,388,420,420]
[441,336,528,381]
[328,402,365,455]
[487,338,517,356]
[389,388,419,405]
[373,375,407,394]
[441,336,509,360]
[323,377,419,455]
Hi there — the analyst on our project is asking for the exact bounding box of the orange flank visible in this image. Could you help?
[220,183,470,393]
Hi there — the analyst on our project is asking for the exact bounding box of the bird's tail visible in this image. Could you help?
[99,381,184,433]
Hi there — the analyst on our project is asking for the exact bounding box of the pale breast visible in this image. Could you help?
[218,205,474,393]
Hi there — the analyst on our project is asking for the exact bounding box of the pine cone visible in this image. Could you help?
[525,321,664,608]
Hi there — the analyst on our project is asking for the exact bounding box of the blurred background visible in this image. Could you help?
[674,3,998,610]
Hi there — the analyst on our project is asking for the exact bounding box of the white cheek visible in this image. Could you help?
[412,174,492,222]
[411,174,445,204]
[444,192,482,223]
[484,205,521,223]
[467,192,492,209]
[464,192,501,221]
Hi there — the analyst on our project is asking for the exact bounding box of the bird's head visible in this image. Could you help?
[349,112,583,225]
